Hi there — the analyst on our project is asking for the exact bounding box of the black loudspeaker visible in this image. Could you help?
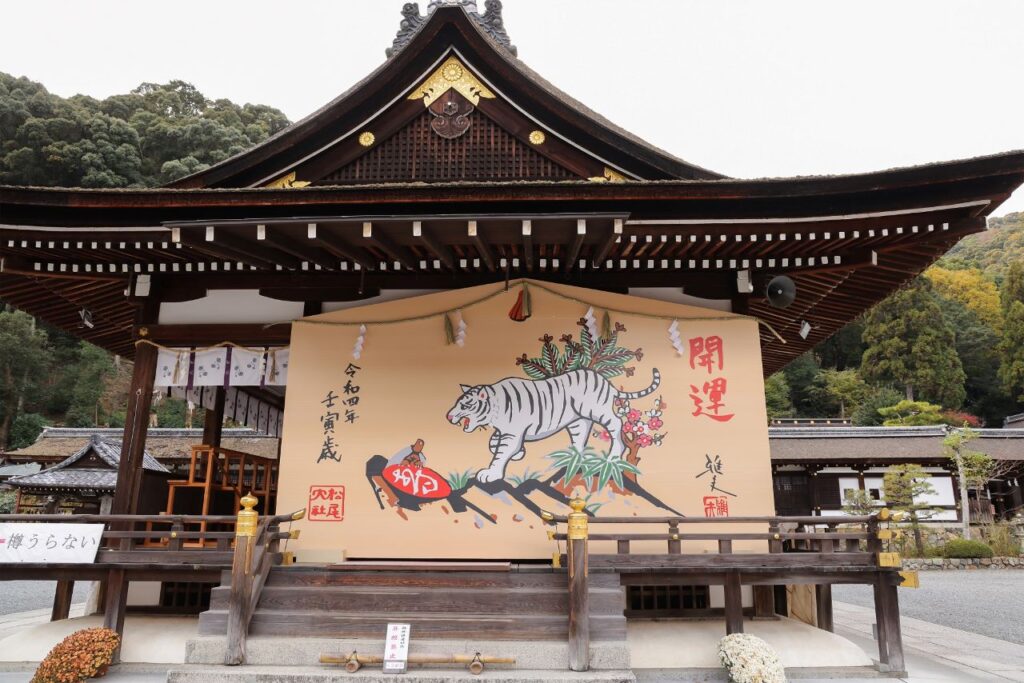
[766,276,797,309]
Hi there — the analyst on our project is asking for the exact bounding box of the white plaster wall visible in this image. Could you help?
[159,290,304,324]
[708,585,753,608]
[628,288,732,312]
[126,581,162,607]
[322,290,443,312]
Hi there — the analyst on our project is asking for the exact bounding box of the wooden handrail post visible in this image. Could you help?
[225,492,259,666]
[566,497,590,672]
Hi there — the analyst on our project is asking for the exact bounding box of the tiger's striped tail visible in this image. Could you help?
[619,368,661,400]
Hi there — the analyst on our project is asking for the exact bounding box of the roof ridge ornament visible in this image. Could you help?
[387,0,517,58]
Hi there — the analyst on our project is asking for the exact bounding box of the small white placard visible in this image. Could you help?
[383,623,411,674]
[0,523,104,564]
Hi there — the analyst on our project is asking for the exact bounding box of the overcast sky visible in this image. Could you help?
[2,0,1022,214]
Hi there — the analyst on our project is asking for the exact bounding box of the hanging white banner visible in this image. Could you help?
[193,348,229,387]
[154,349,189,387]
[230,348,265,387]
[0,523,104,564]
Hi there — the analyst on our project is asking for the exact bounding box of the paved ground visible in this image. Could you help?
[0,581,89,616]
[833,569,1024,646]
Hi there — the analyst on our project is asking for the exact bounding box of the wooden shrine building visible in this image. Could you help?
[2,1,1024,676]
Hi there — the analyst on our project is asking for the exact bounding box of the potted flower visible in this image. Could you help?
[32,627,121,682]
[718,633,787,683]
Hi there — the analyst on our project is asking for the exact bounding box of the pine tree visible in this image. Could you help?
[860,278,966,408]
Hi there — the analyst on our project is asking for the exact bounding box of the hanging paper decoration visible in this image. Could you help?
[352,324,367,360]
[668,320,685,357]
[508,284,532,322]
[454,310,468,347]
[583,307,600,342]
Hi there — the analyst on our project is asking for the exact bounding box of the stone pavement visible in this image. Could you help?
[832,601,1024,682]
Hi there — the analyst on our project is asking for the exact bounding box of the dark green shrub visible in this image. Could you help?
[942,539,994,559]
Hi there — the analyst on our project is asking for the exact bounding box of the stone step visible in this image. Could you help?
[256,568,620,590]
[209,584,625,614]
[197,611,626,641]
[198,610,627,641]
[185,636,632,670]
[166,665,636,683]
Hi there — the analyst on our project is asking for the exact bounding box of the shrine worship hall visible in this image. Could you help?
[2,1,1024,680]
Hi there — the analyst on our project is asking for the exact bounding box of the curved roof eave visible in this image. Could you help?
[168,6,724,190]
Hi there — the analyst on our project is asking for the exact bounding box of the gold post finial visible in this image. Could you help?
[567,497,589,540]
[236,492,259,538]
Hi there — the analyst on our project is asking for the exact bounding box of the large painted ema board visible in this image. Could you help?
[276,281,774,561]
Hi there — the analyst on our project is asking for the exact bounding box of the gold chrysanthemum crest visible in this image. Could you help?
[408,56,496,107]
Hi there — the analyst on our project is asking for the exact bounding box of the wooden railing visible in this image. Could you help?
[224,494,303,666]
[165,445,279,532]
[0,499,303,666]
[541,502,908,677]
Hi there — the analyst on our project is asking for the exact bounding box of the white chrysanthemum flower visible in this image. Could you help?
[718,633,787,683]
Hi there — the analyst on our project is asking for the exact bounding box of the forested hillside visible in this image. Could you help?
[0,71,1022,450]
[0,74,291,450]
[0,72,288,187]
[769,212,1024,427]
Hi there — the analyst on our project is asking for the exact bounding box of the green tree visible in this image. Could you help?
[764,373,793,420]
[0,311,52,448]
[944,427,984,539]
[64,343,116,427]
[878,400,947,426]
[861,278,966,408]
[842,488,876,517]
[810,369,870,419]
[782,353,820,416]
[882,464,939,556]
[851,386,904,426]
[9,412,48,450]
[999,262,1024,403]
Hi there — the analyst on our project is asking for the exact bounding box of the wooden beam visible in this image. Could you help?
[592,219,623,269]
[467,221,496,272]
[362,222,415,271]
[135,324,291,347]
[262,228,337,271]
[187,228,300,270]
[724,570,744,634]
[315,231,375,271]
[179,235,271,270]
[522,220,534,272]
[564,219,587,273]
[413,221,455,270]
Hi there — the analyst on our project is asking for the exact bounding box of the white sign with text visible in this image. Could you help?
[0,523,104,564]
[383,623,411,674]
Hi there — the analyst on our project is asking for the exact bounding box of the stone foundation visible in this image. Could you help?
[903,556,1024,570]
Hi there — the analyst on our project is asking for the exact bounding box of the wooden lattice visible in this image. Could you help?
[319,109,580,184]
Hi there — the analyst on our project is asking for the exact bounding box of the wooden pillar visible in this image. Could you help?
[566,498,590,672]
[872,578,889,667]
[753,586,775,619]
[815,584,834,632]
[50,580,74,621]
[876,576,906,674]
[103,569,129,663]
[202,387,226,450]
[111,342,158,515]
[724,571,743,634]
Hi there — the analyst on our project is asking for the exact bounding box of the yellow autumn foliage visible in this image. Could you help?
[925,266,1002,332]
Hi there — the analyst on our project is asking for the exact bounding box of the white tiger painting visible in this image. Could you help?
[445,368,661,483]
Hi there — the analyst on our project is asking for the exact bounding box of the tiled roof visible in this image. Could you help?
[7,428,279,461]
[769,426,1024,462]
[5,435,169,491]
